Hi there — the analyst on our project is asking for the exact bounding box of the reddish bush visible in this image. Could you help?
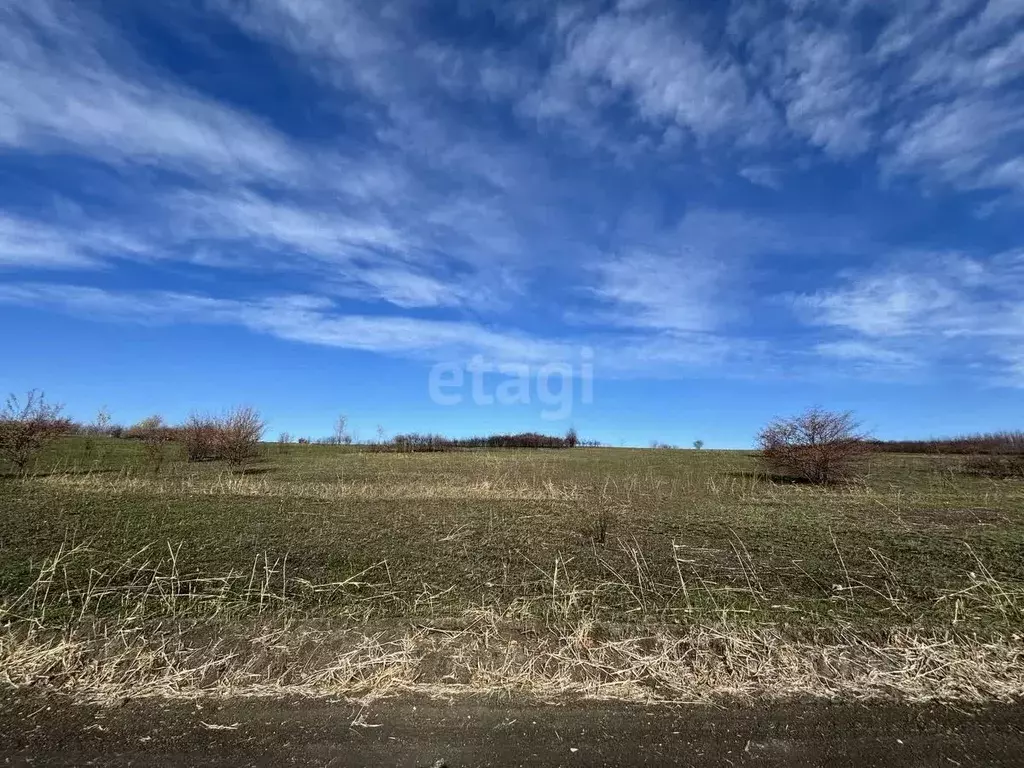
[757,408,869,484]
[0,390,71,470]
[218,406,265,465]
[181,413,221,462]
[180,408,265,465]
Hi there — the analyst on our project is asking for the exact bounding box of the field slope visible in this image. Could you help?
[2,439,1023,703]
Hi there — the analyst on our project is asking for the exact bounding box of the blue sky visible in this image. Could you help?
[1,0,1023,447]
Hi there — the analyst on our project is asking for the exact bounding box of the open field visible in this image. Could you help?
[2,438,1024,704]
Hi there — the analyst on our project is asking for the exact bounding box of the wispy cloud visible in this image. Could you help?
[0,282,749,377]
[792,252,1024,382]
[591,250,721,332]
[815,340,921,370]
[521,4,778,153]
[730,0,1024,192]
[739,165,783,189]
[883,97,1024,193]
[0,3,320,186]
[0,212,151,270]
[793,273,962,337]
[0,282,570,363]
[586,206,872,336]
[0,214,99,269]
[767,23,877,156]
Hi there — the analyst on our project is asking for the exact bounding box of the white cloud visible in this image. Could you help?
[592,250,721,332]
[883,97,1024,192]
[815,340,919,368]
[728,0,1024,193]
[170,191,412,262]
[523,5,778,150]
[0,212,151,270]
[0,215,98,269]
[775,24,878,156]
[792,252,1024,383]
[0,282,748,376]
[0,3,321,186]
[874,2,1024,193]
[739,165,783,189]
[0,0,548,311]
[729,6,882,157]
[0,282,571,363]
[563,11,766,141]
[793,273,960,337]
[588,206,872,334]
[164,188,528,309]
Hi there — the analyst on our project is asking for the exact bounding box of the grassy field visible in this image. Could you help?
[2,437,1024,702]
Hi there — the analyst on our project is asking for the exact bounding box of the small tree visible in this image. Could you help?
[217,406,265,466]
[85,406,113,463]
[0,390,70,471]
[692,439,705,450]
[565,427,579,448]
[333,414,351,446]
[94,406,112,434]
[757,408,868,484]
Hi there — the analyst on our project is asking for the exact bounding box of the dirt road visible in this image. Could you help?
[3,693,1023,766]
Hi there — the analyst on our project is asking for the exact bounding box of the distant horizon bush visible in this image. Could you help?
[869,431,1024,455]
[371,431,582,452]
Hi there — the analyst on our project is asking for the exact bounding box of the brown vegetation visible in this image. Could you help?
[870,431,1024,455]
[380,431,579,452]
[757,407,869,484]
[181,408,265,465]
[0,390,72,470]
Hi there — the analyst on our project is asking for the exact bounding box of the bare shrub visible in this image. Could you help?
[757,408,869,484]
[217,406,265,466]
[0,390,71,471]
[181,413,220,462]
[125,415,172,441]
[128,415,171,474]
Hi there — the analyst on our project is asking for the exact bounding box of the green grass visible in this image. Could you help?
[3,437,1024,633]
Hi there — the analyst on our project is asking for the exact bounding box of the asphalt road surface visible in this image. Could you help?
[3,693,1023,767]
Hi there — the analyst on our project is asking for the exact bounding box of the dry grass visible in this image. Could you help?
[4,611,1023,706]
[34,470,595,502]
[1,541,1023,705]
